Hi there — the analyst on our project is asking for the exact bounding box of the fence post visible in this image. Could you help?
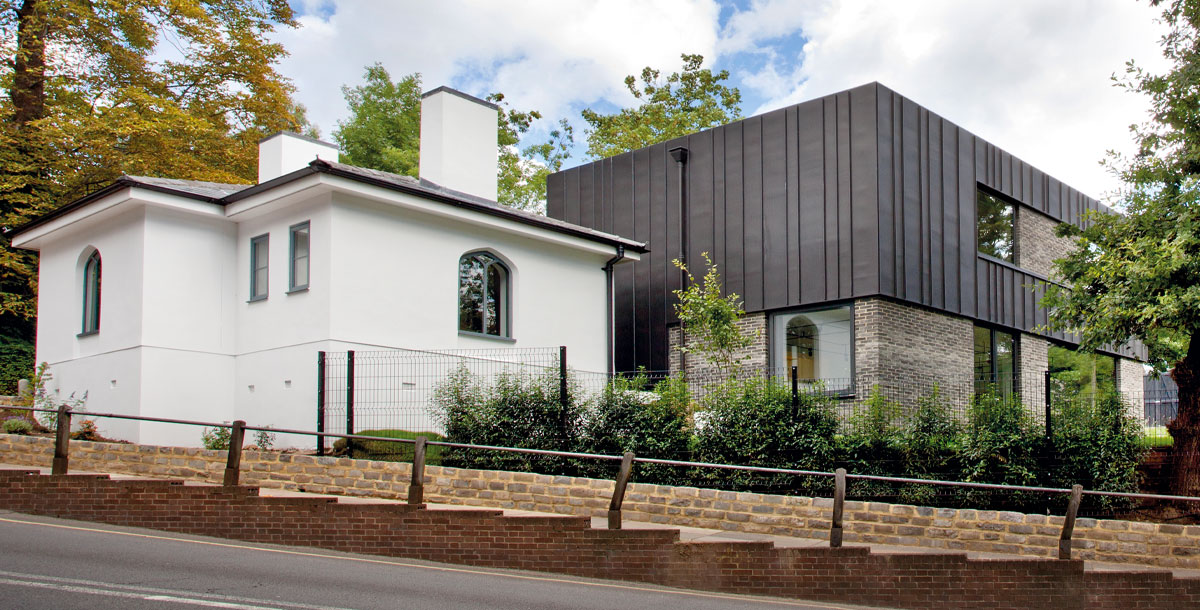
[345,350,355,442]
[316,351,326,456]
[830,468,846,547]
[51,404,71,475]
[558,345,568,441]
[1044,369,1053,442]
[791,365,799,418]
[16,378,29,398]
[1058,484,1083,560]
[608,451,636,529]
[223,420,246,486]
[408,436,427,505]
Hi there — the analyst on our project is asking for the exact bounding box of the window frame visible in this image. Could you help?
[973,324,1017,397]
[288,221,310,293]
[768,303,855,395]
[457,251,513,340]
[976,185,1016,265]
[249,233,269,302]
[79,250,101,336]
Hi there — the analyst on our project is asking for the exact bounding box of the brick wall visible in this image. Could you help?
[1117,357,1147,421]
[2,468,1199,609]
[853,297,975,408]
[1016,207,1074,279]
[667,312,768,386]
[4,433,1199,571]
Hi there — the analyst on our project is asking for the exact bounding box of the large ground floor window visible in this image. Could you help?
[974,325,1016,397]
[771,305,852,392]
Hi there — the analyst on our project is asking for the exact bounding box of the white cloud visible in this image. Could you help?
[721,0,1170,202]
[275,0,721,142]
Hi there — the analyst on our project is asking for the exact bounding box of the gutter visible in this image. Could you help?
[603,245,626,375]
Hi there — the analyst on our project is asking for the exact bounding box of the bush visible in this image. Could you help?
[958,389,1044,509]
[0,336,34,396]
[897,387,961,505]
[3,416,33,435]
[433,366,582,474]
[578,372,693,484]
[1051,391,1144,510]
[201,425,231,450]
[70,419,101,441]
[695,377,838,493]
[840,387,905,499]
[332,429,444,464]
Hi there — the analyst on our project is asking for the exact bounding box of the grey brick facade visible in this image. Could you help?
[1016,206,1075,279]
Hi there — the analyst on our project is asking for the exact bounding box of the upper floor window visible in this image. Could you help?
[250,234,269,301]
[80,250,101,335]
[771,305,852,392]
[289,222,310,292]
[977,189,1014,263]
[458,251,509,337]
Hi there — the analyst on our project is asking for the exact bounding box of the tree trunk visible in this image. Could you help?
[1168,336,1200,497]
[12,0,46,127]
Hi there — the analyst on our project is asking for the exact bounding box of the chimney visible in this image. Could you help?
[258,132,339,183]
[419,87,499,201]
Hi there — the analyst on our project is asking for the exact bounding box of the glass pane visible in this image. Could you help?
[83,254,101,332]
[251,237,268,297]
[291,225,309,288]
[777,306,851,391]
[785,315,816,379]
[458,256,484,333]
[973,326,993,394]
[254,267,268,296]
[486,262,504,336]
[1049,345,1117,401]
[977,190,1014,262]
[293,256,309,288]
[995,331,1015,397]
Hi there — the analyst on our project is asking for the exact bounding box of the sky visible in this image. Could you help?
[277,0,1170,204]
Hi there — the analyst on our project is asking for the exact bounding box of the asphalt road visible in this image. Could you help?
[0,511,873,610]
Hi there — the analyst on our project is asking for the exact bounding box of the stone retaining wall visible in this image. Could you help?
[3,433,1198,570]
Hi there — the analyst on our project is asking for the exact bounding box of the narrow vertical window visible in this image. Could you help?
[458,252,509,338]
[81,250,101,334]
[977,189,1015,263]
[289,221,310,292]
[974,325,1016,397]
[250,234,269,301]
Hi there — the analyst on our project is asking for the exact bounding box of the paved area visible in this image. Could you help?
[5,463,1198,579]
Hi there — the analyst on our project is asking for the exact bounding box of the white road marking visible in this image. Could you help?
[0,575,292,609]
[0,515,865,609]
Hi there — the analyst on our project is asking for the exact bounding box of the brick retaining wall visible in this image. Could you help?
[3,433,1200,570]
[3,468,1200,609]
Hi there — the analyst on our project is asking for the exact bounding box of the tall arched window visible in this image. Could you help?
[81,250,102,334]
[458,252,509,337]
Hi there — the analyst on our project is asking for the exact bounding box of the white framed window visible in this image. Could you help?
[289,221,310,292]
[80,250,101,335]
[249,234,269,301]
[458,251,510,338]
[771,305,853,392]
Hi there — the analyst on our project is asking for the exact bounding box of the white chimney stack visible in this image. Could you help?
[419,87,498,201]
[258,132,339,183]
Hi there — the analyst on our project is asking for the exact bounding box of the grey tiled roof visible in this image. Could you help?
[123,176,251,199]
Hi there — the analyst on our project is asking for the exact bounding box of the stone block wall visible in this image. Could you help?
[1016,207,1074,279]
[4,433,1198,571]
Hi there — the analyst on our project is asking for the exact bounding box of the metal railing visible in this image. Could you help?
[5,404,1200,561]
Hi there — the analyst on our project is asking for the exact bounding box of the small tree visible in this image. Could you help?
[671,253,754,378]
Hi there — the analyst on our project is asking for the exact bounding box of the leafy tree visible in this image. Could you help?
[672,253,754,377]
[332,67,572,213]
[581,53,742,160]
[0,0,305,356]
[1041,0,1200,495]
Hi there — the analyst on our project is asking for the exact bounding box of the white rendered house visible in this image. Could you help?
[10,87,644,447]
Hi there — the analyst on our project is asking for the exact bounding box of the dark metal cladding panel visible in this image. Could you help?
[611,153,636,372]
[942,121,960,313]
[578,164,595,234]
[928,112,944,310]
[876,86,896,297]
[901,96,922,303]
[786,105,802,304]
[632,147,652,369]
[664,139,683,325]
[961,131,980,317]
[725,121,746,303]
[836,91,854,299]
[690,129,715,278]
[892,93,905,299]
[919,108,932,304]
[743,115,765,311]
[713,126,727,284]
[546,171,565,219]
[800,99,827,304]
[824,96,841,300]
[761,108,789,309]
[595,158,608,232]
[650,144,670,370]
[850,85,879,296]
[563,169,580,225]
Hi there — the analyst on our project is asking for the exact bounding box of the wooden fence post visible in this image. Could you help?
[223,421,246,486]
[608,452,636,529]
[830,468,846,547]
[51,404,71,475]
[408,436,427,505]
[1059,484,1084,560]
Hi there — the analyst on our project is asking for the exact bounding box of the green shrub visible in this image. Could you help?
[958,389,1044,509]
[433,366,582,474]
[201,425,231,450]
[1050,391,1144,510]
[695,377,838,493]
[578,372,693,484]
[70,419,101,441]
[897,387,961,505]
[0,335,34,396]
[332,429,444,464]
[840,387,905,499]
[3,417,33,435]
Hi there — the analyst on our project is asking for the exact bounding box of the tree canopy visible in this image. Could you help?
[0,0,306,371]
[580,53,742,160]
[1041,0,1200,494]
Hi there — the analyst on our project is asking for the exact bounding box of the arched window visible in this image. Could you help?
[458,252,509,337]
[81,250,102,334]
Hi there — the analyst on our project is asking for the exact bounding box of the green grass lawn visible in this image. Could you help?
[1139,426,1173,448]
[333,429,445,465]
